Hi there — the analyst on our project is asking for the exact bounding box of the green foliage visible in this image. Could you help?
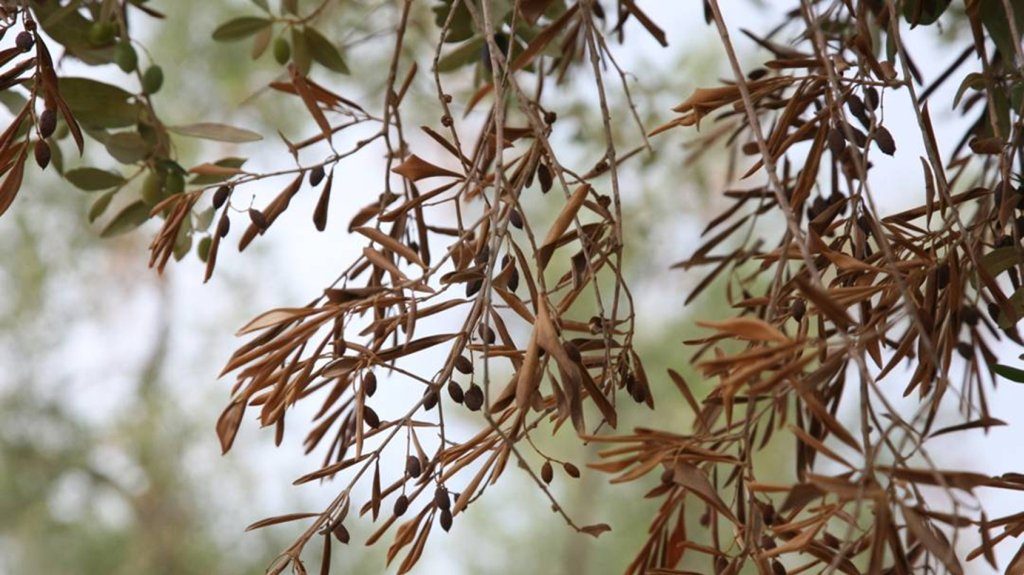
[212,17,273,42]
[58,78,139,129]
[993,364,1024,383]
[65,168,126,192]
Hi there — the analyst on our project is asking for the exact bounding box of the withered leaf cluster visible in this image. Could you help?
[4,0,1024,574]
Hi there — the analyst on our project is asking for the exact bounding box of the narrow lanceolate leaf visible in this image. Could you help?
[902,504,963,575]
[169,123,263,143]
[538,184,590,269]
[354,226,426,268]
[697,317,789,343]
[520,0,556,24]
[437,37,484,73]
[466,4,581,112]
[89,191,116,223]
[929,417,1006,438]
[100,201,150,238]
[212,17,272,42]
[304,27,349,74]
[190,163,245,178]
[672,463,738,524]
[289,63,333,142]
[245,512,319,531]
[515,299,551,409]
[65,167,125,191]
[992,364,1024,383]
[371,461,381,520]
[238,174,303,250]
[981,248,1021,278]
[57,77,139,128]
[0,148,26,218]
[236,307,317,336]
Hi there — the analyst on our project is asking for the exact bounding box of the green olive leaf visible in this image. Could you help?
[65,167,126,191]
[303,27,349,74]
[168,123,263,143]
[100,200,150,237]
[212,17,272,42]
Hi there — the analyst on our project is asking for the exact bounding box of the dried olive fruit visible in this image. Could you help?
[249,208,267,230]
[423,388,438,410]
[792,299,806,322]
[434,486,450,510]
[537,162,553,193]
[405,455,422,478]
[454,355,473,374]
[563,462,580,478]
[38,109,57,138]
[309,165,325,186]
[828,128,846,156]
[217,213,231,238]
[464,384,483,411]
[33,140,50,169]
[16,31,34,52]
[362,406,380,429]
[393,494,409,516]
[439,508,452,532]
[875,126,896,155]
[956,342,973,359]
[447,381,464,404]
[331,523,350,544]
[864,86,880,110]
[213,185,230,209]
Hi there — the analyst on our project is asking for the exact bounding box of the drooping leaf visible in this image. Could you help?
[392,155,462,182]
[168,122,263,143]
[902,0,952,26]
[993,364,1024,383]
[190,157,247,185]
[100,200,150,237]
[245,512,319,531]
[0,149,26,218]
[104,132,152,164]
[212,17,272,42]
[437,37,484,72]
[88,190,116,222]
[57,77,139,128]
[697,317,790,344]
[65,167,125,191]
[304,27,349,74]
[216,401,246,454]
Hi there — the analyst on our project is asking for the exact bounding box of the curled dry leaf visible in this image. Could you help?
[696,317,789,343]
[391,154,462,182]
